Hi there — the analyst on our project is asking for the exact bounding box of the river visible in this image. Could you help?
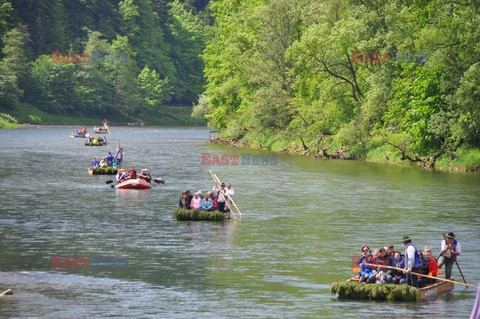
[0,126,479,318]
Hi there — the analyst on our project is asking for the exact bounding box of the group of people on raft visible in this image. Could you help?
[71,127,88,137]
[91,148,124,169]
[356,233,461,288]
[94,119,109,132]
[85,133,107,144]
[115,167,152,183]
[178,182,234,215]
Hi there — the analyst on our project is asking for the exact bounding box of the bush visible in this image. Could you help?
[330,281,419,301]
[173,209,226,221]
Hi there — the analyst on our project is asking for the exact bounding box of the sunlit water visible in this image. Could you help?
[0,126,479,318]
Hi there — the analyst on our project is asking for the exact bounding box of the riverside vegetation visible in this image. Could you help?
[193,0,480,172]
[0,0,207,126]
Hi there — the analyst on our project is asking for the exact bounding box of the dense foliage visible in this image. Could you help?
[199,0,480,167]
[330,281,419,301]
[173,208,226,221]
[0,0,207,119]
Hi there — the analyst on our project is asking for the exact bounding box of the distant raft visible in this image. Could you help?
[88,167,118,175]
[173,209,226,221]
[330,280,453,301]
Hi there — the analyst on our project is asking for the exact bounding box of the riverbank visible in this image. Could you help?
[0,102,205,126]
[211,136,480,173]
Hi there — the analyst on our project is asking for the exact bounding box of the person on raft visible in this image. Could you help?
[138,169,152,182]
[202,192,217,211]
[214,182,227,213]
[359,253,374,283]
[91,156,100,168]
[190,192,202,210]
[128,167,137,179]
[402,236,423,288]
[179,192,188,209]
[115,146,124,167]
[100,157,107,168]
[106,152,114,166]
[116,169,127,182]
[185,190,193,209]
[390,251,406,284]
[438,232,461,280]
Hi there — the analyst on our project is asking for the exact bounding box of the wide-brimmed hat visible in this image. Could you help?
[402,236,412,243]
[446,232,455,239]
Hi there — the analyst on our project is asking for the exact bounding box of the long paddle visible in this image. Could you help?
[208,170,236,220]
[212,172,242,217]
[366,263,478,289]
[440,232,467,284]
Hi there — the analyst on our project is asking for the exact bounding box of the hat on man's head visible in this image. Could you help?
[446,232,455,239]
[379,248,386,252]
[388,244,394,249]
[402,236,412,243]
[221,182,225,186]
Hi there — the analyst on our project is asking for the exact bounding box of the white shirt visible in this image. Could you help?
[405,244,416,271]
[440,239,461,258]
[215,188,226,202]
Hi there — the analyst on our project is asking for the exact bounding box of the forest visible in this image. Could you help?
[0,0,208,124]
[1,0,479,168]
[195,0,480,169]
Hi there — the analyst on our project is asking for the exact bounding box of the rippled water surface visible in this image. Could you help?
[0,126,479,318]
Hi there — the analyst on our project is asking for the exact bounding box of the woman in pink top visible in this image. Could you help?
[190,192,202,210]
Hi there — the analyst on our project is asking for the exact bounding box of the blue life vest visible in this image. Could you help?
[405,243,422,268]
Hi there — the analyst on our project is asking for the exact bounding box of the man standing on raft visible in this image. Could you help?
[402,236,422,288]
[438,232,461,279]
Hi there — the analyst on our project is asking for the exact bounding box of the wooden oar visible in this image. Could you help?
[208,170,236,220]
[366,263,478,289]
[212,172,242,217]
[441,232,467,284]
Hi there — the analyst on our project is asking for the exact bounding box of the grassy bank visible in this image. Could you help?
[0,113,20,129]
[1,102,206,126]
[213,134,480,173]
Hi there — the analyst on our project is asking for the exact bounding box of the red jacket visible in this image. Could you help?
[428,258,438,277]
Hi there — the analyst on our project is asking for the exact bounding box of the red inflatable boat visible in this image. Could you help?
[116,178,152,189]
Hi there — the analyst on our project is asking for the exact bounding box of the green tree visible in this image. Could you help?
[0,25,29,108]
[138,65,172,107]
[167,0,206,104]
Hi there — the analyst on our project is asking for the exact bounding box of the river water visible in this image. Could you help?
[0,126,479,318]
